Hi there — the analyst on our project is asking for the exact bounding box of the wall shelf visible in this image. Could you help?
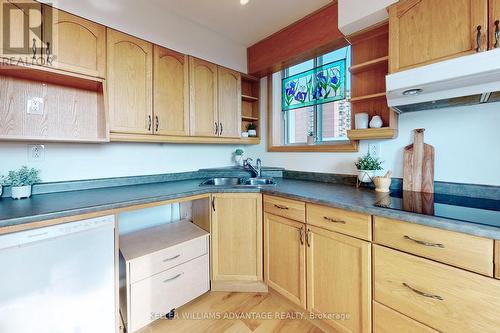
[349,56,389,74]
[242,116,259,121]
[242,94,259,102]
[350,92,387,103]
[347,127,397,140]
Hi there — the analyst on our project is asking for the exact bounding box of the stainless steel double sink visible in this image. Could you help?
[200,177,276,187]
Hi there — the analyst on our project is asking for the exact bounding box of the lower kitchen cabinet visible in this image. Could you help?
[264,213,306,308]
[211,193,264,290]
[373,302,438,333]
[306,225,371,333]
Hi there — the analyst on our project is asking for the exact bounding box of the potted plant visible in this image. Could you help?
[234,149,245,166]
[0,175,6,197]
[246,123,257,137]
[355,154,383,183]
[307,130,315,145]
[5,166,41,199]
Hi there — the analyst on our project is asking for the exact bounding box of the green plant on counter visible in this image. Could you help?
[4,166,41,187]
[355,154,383,171]
[0,175,6,186]
[235,149,244,156]
[246,123,257,131]
[307,129,314,137]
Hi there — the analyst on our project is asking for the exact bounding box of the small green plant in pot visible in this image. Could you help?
[307,129,315,145]
[5,166,41,199]
[355,154,383,183]
[234,148,245,166]
[246,123,257,137]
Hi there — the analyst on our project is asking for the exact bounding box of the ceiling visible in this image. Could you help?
[149,0,333,46]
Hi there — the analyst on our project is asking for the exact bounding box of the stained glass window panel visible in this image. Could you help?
[282,59,346,112]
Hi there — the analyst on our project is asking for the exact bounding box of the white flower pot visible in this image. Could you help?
[241,132,249,138]
[307,136,315,145]
[0,185,3,197]
[357,170,375,183]
[11,185,32,200]
[248,129,257,137]
[235,154,244,166]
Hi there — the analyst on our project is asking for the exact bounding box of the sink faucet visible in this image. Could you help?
[244,158,262,178]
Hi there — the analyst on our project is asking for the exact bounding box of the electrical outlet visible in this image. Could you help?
[28,144,45,162]
[368,143,380,157]
[27,97,44,115]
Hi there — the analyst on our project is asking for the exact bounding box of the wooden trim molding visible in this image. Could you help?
[247,2,347,77]
[266,76,359,153]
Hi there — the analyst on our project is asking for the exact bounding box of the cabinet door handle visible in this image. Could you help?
[273,204,289,210]
[211,197,215,211]
[323,216,346,224]
[476,25,482,52]
[46,41,51,61]
[155,115,159,132]
[163,272,183,283]
[148,115,152,131]
[494,20,499,49]
[402,283,444,301]
[219,122,223,136]
[214,122,218,135]
[162,254,180,262]
[403,235,444,248]
[32,38,37,60]
[306,229,311,247]
[299,227,304,245]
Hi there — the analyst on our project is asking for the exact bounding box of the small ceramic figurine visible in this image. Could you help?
[369,115,383,128]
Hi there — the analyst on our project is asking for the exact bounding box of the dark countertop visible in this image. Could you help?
[1,178,500,240]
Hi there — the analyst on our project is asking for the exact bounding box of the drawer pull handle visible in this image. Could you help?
[274,204,289,210]
[404,235,444,248]
[306,229,311,247]
[403,283,444,301]
[299,227,304,245]
[163,272,183,283]
[323,216,346,224]
[163,254,181,262]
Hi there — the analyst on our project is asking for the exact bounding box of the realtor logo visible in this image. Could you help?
[1,1,54,66]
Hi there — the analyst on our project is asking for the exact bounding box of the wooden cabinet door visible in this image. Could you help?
[0,0,42,58]
[153,45,189,136]
[189,57,218,137]
[211,193,262,282]
[43,7,106,77]
[217,66,241,138]
[306,226,371,333]
[107,29,153,134]
[490,0,500,50]
[264,213,306,308]
[389,0,488,73]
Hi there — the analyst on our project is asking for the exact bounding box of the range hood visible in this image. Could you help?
[386,49,500,113]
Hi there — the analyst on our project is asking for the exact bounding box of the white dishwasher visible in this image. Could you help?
[0,215,116,333]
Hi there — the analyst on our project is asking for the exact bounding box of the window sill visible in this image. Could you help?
[267,141,359,152]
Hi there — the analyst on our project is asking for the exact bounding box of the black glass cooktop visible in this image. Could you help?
[375,191,500,228]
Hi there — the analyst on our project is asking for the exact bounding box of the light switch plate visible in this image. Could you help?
[28,144,45,162]
[27,97,44,115]
[368,143,380,158]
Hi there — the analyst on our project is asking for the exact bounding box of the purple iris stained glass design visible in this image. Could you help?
[282,59,345,111]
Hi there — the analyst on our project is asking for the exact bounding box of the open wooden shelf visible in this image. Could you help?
[242,94,259,102]
[347,127,398,140]
[350,92,387,103]
[349,56,389,74]
[242,116,259,121]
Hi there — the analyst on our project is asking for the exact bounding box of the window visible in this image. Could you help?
[278,46,351,145]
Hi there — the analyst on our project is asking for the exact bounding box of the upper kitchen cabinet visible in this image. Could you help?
[42,6,106,78]
[107,29,153,134]
[0,0,42,58]
[389,0,488,73]
[153,45,189,136]
[217,66,241,138]
[189,57,218,137]
[490,0,500,49]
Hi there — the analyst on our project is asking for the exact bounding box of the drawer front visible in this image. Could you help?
[263,195,305,222]
[374,245,500,333]
[130,254,209,332]
[374,216,494,276]
[373,302,438,333]
[130,235,208,283]
[307,203,371,241]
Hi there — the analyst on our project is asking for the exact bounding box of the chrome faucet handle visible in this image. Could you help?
[244,158,253,166]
